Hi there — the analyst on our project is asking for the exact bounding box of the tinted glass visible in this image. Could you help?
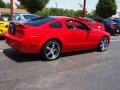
[86,18,95,22]
[23,15,39,20]
[25,17,55,26]
[50,22,62,28]
[66,20,89,30]
[113,19,120,23]
[0,17,4,21]
[12,15,20,21]
[104,19,116,24]
[15,15,20,21]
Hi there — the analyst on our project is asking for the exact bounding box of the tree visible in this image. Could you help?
[74,10,84,17]
[96,0,117,18]
[19,0,49,13]
[0,0,6,8]
[36,7,85,17]
[87,10,97,18]
[5,3,10,8]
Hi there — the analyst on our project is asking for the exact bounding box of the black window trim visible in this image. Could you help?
[65,19,91,30]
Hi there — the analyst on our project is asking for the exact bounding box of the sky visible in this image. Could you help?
[3,0,120,13]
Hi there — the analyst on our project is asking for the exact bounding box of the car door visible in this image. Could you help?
[64,19,96,51]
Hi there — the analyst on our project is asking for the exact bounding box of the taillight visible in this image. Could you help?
[97,25,102,29]
[9,22,25,37]
[92,24,102,29]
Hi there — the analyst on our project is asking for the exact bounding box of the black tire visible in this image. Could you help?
[97,37,109,52]
[41,40,61,61]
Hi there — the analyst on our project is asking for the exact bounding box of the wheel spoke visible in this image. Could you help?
[46,51,52,57]
[52,43,55,48]
[51,54,56,59]
[102,45,105,50]
[53,48,58,52]
[100,42,104,48]
[46,46,51,51]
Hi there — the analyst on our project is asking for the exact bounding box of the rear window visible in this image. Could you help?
[25,17,55,26]
[86,18,95,22]
[23,15,39,20]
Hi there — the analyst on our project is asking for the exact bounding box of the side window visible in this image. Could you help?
[13,15,20,21]
[50,22,62,28]
[16,15,20,21]
[66,20,88,30]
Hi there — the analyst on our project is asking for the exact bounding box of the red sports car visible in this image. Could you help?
[75,17,105,31]
[6,16,110,60]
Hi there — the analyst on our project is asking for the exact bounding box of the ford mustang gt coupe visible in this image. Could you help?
[6,16,110,61]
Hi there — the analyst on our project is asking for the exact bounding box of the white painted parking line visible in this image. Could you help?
[110,40,120,42]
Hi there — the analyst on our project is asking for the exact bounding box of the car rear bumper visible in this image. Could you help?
[0,28,8,36]
[107,28,120,35]
[5,34,42,54]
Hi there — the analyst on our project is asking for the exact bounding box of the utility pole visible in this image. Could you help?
[10,0,13,20]
[55,2,58,8]
[83,0,86,17]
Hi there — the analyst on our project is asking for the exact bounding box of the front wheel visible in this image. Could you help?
[97,37,109,52]
[41,40,61,61]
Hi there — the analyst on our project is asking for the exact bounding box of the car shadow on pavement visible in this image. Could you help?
[0,36,5,40]
[3,48,96,62]
[3,48,43,62]
[61,49,96,57]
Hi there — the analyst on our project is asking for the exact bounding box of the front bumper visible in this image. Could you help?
[112,29,120,34]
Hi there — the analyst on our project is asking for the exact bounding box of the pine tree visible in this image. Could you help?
[96,0,117,18]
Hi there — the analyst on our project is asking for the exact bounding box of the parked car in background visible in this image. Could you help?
[75,17,105,31]
[12,14,40,23]
[113,18,120,25]
[94,18,120,35]
[0,16,9,37]
[6,16,110,61]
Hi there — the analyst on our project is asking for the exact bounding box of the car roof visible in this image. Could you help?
[50,16,71,20]
[15,14,38,16]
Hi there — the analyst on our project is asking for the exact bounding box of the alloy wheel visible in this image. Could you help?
[42,40,60,60]
[99,37,109,51]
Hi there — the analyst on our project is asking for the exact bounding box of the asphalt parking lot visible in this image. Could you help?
[0,35,120,90]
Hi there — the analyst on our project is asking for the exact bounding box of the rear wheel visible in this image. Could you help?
[97,37,109,52]
[41,40,61,61]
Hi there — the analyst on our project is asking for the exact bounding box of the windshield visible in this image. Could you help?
[113,19,120,23]
[0,17,5,21]
[23,15,40,20]
[25,17,55,26]
[104,19,116,24]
